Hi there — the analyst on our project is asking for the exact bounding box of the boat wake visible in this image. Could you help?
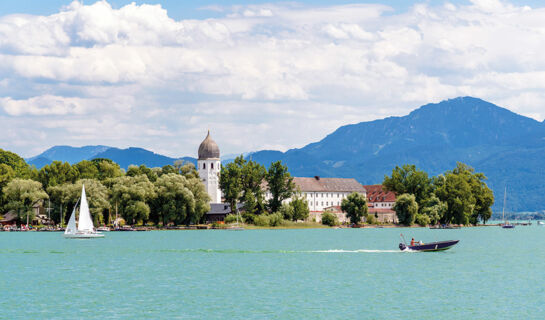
[158,248,403,254]
[308,249,401,253]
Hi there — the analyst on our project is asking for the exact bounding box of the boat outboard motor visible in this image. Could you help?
[399,243,407,251]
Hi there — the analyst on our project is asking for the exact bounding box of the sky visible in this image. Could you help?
[1,0,545,158]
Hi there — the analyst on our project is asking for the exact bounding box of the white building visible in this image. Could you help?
[198,131,222,204]
[266,176,367,222]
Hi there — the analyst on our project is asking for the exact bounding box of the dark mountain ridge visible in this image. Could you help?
[250,97,545,212]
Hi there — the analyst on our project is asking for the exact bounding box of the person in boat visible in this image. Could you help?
[411,238,415,246]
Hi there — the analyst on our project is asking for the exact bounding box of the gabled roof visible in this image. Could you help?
[206,203,244,215]
[1,211,18,222]
[294,177,366,193]
[363,184,396,202]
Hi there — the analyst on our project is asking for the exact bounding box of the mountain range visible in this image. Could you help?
[26,97,545,212]
[27,146,197,170]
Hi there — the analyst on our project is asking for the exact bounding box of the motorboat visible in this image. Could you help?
[399,240,459,252]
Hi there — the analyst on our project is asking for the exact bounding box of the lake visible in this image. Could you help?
[1,226,544,319]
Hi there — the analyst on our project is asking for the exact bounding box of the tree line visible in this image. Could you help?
[384,162,495,226]
[0,148,211,226]
[0,149,308,227]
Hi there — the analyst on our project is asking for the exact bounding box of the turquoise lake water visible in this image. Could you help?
[1,227,545,319]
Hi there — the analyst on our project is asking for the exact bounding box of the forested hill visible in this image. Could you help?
[249,97,545,212]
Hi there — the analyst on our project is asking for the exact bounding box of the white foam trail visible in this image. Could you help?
[308,249,401,253]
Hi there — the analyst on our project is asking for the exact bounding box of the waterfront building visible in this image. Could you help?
[198,131,222,204]
[363,184,398,223]
[266,176,367,222]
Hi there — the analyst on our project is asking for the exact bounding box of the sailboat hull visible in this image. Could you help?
[64,232,104,239]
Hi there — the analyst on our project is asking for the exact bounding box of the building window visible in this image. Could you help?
[321,202,323,206]
[315,202,318,206]
[203,163,206,169]
[211,163,214,169]
[326,202,328,206]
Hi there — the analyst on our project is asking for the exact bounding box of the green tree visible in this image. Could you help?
[393,193,419,226]
[161,164,177,176]
[92,159,124,181]
[37,161,78,188]
[266,161,294,213]
[415,213,431,226]
[127,164,158,182]
[289,193,309,221]
[421,194,447,225]
[3,179,48,224]
[110,175,155,225]
[47,183,75,225]
[321,211,339,226]
[152,173,210,225]
[0,148,31,178]
[220,159,243,215]
[241,158,267,214]
[279,202,294,220]
[74,160,99,180]
[341,192,368,225]
[0,164,15,210]
[383,164,431,209]
[434,163,494,225]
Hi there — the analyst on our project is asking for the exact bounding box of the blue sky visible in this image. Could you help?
[1,0,545,158]
[0,1,423,19]
[3,0,545,19]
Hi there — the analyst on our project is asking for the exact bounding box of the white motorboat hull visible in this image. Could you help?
[64,232,104,239]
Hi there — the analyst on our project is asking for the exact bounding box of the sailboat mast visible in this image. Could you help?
[502,186,507,221]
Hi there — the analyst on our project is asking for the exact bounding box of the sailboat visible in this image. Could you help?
[501,187,515,229]
[64,185,105,238]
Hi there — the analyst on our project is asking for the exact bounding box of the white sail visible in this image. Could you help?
[77,185,95,233]
[64,202,77,235]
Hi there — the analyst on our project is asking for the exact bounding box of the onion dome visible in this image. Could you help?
[198,130,220,159]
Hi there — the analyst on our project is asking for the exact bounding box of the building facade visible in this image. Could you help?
[198,131,222,204]
[364,184,398,223]
[266,176,367,222]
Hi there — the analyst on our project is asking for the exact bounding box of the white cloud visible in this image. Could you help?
[1,95,87,116]
[0,0,544,158]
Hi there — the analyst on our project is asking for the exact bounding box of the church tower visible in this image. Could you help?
[198,131,222,204]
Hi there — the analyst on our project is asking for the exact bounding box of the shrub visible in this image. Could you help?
[366,215,377,224]
[321,211,338,226]
[242,213,256,224]
[415,214,431,226]
[254,214,270,226]
[211,222,222,229]
[279,203,294,220]
[268,212,284,227]
[225,214,243,224]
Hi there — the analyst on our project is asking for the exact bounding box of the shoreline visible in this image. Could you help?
[1,222,531,232]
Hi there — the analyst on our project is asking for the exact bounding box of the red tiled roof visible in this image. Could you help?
[363,184,396,203]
